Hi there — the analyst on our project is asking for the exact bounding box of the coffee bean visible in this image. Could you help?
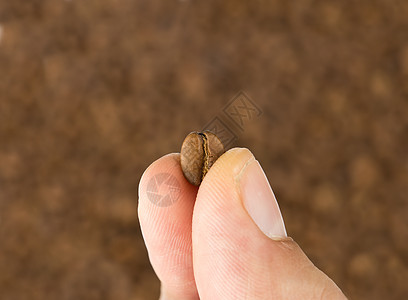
[180,131,225,186]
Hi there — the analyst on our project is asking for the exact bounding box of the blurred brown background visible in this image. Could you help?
[0,0,407,299]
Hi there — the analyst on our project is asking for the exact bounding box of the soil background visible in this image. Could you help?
[1,1,408,299]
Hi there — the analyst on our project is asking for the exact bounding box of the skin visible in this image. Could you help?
[138,148,347,300]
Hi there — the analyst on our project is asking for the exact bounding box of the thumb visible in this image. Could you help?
[192,148,346,300]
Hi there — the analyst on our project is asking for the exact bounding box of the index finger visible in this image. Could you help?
[137,153,199,299]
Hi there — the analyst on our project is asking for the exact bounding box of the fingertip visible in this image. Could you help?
[213,147,255,178]
[138,153,180,201]
[196,147,255,206]
[138,152,198,235]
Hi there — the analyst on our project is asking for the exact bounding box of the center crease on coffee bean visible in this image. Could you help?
[199,132,209,181]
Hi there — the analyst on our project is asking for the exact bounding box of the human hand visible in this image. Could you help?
[138,148,347,299]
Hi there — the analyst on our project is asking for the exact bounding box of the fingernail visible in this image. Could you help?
[237,160,287,238]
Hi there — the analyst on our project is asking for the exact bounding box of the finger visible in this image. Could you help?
[138,153,199,300]
[192,148,346,299]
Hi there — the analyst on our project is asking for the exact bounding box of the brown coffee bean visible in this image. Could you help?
[180,131,225,186]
